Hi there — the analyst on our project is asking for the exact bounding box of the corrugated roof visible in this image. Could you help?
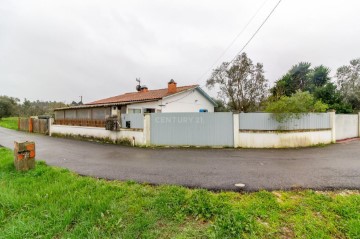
[87,85,198,105]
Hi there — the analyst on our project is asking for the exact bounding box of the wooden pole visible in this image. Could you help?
[28,118,33,133]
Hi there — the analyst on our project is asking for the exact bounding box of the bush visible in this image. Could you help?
[265,91,328,122]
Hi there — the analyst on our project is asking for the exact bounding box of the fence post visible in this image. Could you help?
[144,113,151,146]
[18,117,20,130]
[28,118,33,133]
[233,113,239,148]
[48,118,53,136]
[329,110,336,143]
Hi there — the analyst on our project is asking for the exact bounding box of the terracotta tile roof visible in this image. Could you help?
[87,85,199,105]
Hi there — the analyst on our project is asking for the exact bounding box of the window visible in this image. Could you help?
[144,108,155,113]
[128,108,142,114]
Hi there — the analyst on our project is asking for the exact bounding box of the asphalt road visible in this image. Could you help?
[1,127,359,191]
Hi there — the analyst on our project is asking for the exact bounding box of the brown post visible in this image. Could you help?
[18,117,20,130]
[14,141,36,171]
[29,118,33,133]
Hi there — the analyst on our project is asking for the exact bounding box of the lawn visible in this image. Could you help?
[0,148,359,238]
[0,117,18,130]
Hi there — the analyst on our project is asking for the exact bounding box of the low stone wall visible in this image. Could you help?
[237,130,332,148]
[51,125,146,146]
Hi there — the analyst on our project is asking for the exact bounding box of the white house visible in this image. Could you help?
[54,80,217,126]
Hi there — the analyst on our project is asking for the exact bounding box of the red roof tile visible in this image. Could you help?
[87,85,198,105]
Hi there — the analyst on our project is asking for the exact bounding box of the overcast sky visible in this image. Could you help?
[1,0,360,103]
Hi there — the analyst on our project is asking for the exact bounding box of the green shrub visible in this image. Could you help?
[266,91,328,122]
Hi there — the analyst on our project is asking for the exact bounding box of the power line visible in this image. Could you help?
[196,0,270,84]
[197,0,283,89]
[227,0,282,65]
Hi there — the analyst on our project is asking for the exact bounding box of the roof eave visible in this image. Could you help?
[195,86,218,107]
[54,99,160,111]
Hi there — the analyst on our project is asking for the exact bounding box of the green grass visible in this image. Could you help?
[0,148,359,238]
[0,117,18,130]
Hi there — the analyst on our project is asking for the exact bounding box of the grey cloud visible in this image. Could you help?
[1,0,360,103]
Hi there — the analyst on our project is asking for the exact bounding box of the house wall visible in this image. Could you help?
[126,100,162,113]
[162,89,215,113]
[125,89,215,113]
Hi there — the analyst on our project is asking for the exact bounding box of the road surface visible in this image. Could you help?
[1,127,359,191]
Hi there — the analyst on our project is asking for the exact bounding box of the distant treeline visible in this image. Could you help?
[0,96,67,119]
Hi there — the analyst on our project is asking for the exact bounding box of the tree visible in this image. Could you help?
[19,98,67,116]
[0,99,12,119]
[265,91,328,122]
[271,62,312,98]
[270,62,354,113]
[0,96,19,119]
[336,58,360,111]
[309,65,331,88]
[212,98,229,112]
[206,53,268,112]
[313,83,352,113]
[271,63,333,99]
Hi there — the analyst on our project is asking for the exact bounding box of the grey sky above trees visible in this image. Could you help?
[1,0,360,103]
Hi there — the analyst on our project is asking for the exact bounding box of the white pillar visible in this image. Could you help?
[48,118,53,136]
[233,113,239,148]
[329,111,336,143]
[358,112,360,137]
[144,113,151,146]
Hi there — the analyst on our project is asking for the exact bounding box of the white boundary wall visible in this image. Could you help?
[51,125,146,145]
[238,130,332,148]
[335,114,359,140]
[50,112,360,148]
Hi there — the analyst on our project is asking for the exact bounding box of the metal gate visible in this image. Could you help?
[150,113,234,147]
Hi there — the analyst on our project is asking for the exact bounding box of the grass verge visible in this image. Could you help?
[0,148,359,238]
[0,117,18,130]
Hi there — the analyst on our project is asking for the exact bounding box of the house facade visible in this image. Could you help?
[54,80,216,127]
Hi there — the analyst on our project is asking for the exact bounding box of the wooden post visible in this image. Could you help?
[29,118,33,133]
[18,117,20,130]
